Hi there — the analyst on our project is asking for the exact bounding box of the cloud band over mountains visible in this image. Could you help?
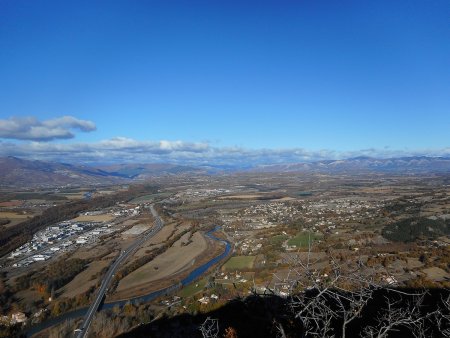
[0,115,449,165]
[1,137,450,165]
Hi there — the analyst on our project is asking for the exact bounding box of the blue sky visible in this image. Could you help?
[0,1,449,164]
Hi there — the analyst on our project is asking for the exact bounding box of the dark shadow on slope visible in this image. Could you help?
[118,295,299,338]
[118,288,449,338]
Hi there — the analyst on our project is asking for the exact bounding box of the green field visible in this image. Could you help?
[178,277,208,298]
[222,256,256,270]
[296,191,313,197]
[287,232,322,248]
[129,192,172,204]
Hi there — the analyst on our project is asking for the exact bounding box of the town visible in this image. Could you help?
[0,173,449,337]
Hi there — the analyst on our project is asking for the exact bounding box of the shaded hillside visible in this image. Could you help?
[3,156,450,188]
[118,289,449,338]
[96,163,207,179]
[0,157,126,187]
[119,295,297,338]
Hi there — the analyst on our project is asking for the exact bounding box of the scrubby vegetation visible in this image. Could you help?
[15,258,88,293]
[0,274,16,316]
[46,302,155,338]
[382,217,450,242]
[0,219,11,226]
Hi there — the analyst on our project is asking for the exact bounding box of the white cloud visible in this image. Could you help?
[0,137,212,163]
[0,136,449,165]
[96,137,209,154]
[0,116,96,141]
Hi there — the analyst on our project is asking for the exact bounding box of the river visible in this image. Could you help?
[26,227,231,337]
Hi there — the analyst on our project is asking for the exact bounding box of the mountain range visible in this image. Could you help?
[1,156,450,187]
[253,156,450,173]
[0,157,205,187]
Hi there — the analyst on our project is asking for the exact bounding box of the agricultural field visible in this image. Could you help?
[219,194,265,200]
[422,267,450,282]
[222,255,256,270]
[57,192,86,200]
[178,277,208,298]
[122,224,149,236]
[58,259,111,298]
[116,232,207,291]
[0,211,33,227]
[287,232,323,248]
[0,200,23,207]
[129,192,172,204]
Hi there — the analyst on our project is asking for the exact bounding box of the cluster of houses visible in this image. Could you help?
[238,202,302,229]
[198,294,219,305]
[172,188,232,201]
[112,205,141,216]
[160,296,181,307]
[217,271,248,284]
[0,312,27,326]
[234,237,263,254]
[302,198,385,226]
[222,198,385,232]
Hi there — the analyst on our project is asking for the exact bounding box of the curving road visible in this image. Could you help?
[75,204,164,338]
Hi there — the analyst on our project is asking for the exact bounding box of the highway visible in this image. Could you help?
[75,204,164,338]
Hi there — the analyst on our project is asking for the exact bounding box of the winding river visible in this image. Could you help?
[26,227,231,337]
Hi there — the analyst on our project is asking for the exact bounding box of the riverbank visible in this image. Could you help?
[26,227,231,337]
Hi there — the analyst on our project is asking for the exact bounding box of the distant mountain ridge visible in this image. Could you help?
[96,163,208,179]
[1,156,450,187]
[252,156,450,173]
[0,157,207,187]
[0,156,126,187]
